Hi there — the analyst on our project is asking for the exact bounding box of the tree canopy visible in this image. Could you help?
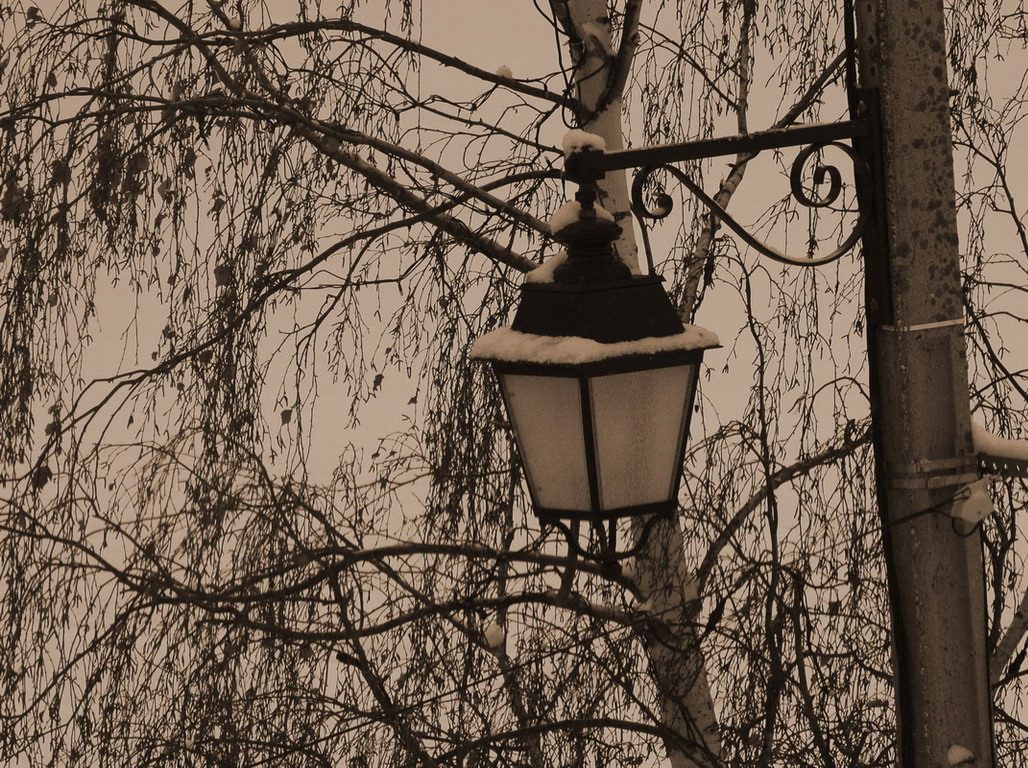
[1,1,1027,766]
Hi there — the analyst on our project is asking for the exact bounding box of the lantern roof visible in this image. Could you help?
[469,192,718,563]
[472,206,719,366]
[471,325,718,366]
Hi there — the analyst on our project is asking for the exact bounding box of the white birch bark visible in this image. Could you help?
[553,2,722,765]
[554,0,640,273]
[632,518,723,768]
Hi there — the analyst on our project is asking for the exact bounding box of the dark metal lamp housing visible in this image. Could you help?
[472,198,718,563]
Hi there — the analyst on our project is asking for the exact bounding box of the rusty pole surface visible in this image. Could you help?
[854,0,996,766]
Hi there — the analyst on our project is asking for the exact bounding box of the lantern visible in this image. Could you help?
[472,200,718,561]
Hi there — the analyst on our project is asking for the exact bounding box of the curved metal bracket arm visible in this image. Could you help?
[631,140,870,267]
[564,119,869,183]
[563,118,873,268]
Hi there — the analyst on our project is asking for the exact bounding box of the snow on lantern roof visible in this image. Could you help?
[470,326,719,366]
[561,129,607,157]
[524,251,567,284]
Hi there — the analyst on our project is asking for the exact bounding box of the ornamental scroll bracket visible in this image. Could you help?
[562,115,878,270]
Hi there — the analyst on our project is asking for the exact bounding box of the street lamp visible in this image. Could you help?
[473,57,1028,568]
[472,73,894,565]
[473,92,887,566]
[472,184,718,563]
[473,10,1028,763]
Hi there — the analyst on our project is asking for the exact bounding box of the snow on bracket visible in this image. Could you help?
[973,421,1028,478]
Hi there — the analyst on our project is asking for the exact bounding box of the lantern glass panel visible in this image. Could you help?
[589,364,694,510]
[500,372,590,510]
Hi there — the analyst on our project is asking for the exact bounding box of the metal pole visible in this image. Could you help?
[853,0,995,765]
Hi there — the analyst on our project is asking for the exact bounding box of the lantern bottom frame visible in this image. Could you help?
[543,508,674,565]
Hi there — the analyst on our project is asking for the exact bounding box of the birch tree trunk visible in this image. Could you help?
[632,519,724,768]
[553,2,723,765]
[552,0,640,273]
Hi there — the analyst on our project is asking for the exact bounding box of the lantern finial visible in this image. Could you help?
[551,184,630,285]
